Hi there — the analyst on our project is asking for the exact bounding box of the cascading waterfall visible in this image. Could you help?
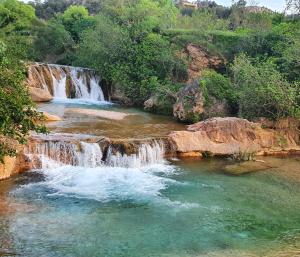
[49,66,67,98]
[28,63,106,102]
[25,141,103,169]
[25,139,165,170]
[106,141,165,168]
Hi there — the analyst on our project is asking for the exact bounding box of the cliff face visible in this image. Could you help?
[172,44,228,122]
[170,117,300,158]
[180,43,224,83]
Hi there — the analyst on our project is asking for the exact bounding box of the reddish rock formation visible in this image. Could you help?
[29,87,53,102]
[0,152,30,181]
[180,43,224,82]
[169,117,300,158]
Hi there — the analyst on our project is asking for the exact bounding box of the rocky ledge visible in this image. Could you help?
[169,117,300,158]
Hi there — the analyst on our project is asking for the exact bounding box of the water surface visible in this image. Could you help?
[0,157,299,257]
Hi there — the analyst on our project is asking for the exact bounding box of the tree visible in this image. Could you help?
[33,20,74,62]
[60,5,95,42]
[231,54,299,120]
[0,0,36,34]
[0,41,46,162]
[286,0,300,14]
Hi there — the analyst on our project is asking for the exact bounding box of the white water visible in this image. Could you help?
[49,66,67,98]
[23,139,197,207]
[106,141,165,168]
[25,141,103,169]
[46,64,106,102]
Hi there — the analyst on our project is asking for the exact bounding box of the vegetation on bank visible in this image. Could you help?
[0,0,299,160]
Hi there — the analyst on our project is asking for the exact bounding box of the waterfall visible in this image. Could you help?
[25,138,165,169]
[25,141,103,169]
[27,63,107,102]
[105,141,165,168]
[49,66,67,98]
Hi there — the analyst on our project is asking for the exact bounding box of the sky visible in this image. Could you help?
[212,0,286,12]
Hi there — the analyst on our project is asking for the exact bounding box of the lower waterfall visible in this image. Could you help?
[25,139,165,169]
[106,141,165,168]
[25,141,103,169]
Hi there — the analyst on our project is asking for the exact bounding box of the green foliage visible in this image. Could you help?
[33,20,74,61]
[75,13,186,104]
[200,70,236,107]
[29,0,102,19]
[0,0,36,34]
[61,5,95,42]
[0,40,46,162]
[232,54,299,120]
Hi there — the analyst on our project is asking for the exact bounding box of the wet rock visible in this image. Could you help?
[110,88,133,106]
[223,161,275,176]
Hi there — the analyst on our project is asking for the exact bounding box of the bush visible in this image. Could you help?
[232,54,299,120]
[199,70,236,108]
[0,41,46,161]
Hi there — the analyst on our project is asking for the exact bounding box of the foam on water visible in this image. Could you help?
[51,97,112,106]
[35,164,176,203]
[24,139,198,207]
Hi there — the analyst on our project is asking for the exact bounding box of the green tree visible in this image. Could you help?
[0,41,46,162]
[33,20,74,62]
[232,54,299,120]
[0,0,36,34]
[61,5,95,42]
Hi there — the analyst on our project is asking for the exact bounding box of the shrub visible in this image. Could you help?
[232,54,299,120]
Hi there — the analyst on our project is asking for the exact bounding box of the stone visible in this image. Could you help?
[169,117,300,157]
[223,161,275,176]
[29,87,53,102]
[179,43,225,82]
[173,80,230,123]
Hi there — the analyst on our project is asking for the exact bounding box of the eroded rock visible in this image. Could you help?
[169,117,300,157]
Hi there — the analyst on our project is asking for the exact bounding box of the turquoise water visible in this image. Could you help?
[0,157,300,257]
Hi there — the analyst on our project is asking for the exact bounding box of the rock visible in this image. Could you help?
[178,152,203,158]
[173,80,230,123]
[66,108,132,120]
[43,112,62,122]
[169,117,300,157]
[179,43,225,82]
[29,87,53,102]
[144,95,176,115]
[110,88,133,106]
[223,161,275,176]
[0,154,29,181]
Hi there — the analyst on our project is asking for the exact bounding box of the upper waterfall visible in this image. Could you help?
[27,63,108,102]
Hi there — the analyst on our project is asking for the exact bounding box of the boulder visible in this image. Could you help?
[29,87,53,102]
[173,80,230,123]
[169,117,300,157]
[0,154,29,181]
